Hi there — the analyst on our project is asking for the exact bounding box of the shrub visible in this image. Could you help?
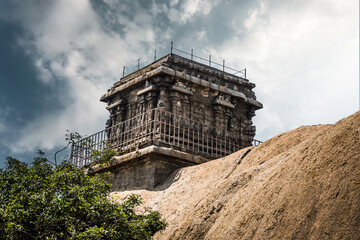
[0,151,166,239]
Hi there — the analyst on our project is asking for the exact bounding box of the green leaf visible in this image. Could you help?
[0,152,166,239]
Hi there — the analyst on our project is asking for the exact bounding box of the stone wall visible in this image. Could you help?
[101,54,262,150]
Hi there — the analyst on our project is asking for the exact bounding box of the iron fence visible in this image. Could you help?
[121,42,247,79]
[71,108,262,167]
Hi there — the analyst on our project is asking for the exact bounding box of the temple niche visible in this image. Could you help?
[72,52,262,190]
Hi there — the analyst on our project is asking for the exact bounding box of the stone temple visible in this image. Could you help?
[71,51,262,190]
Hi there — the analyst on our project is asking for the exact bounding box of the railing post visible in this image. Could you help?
[170,41,173,54]
[223,60,225,72]
[152,109,158,145]
[137,58,140,70]
[123,66,125,77]
[209,55,211,66]
[154,50,156,61]
[244,68,246,79]
[70,108,254,166]
[69,143,74,165]
[191,49,193,60]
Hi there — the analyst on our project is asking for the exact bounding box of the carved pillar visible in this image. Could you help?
[169,91,181,115]
[106,99,127,125]
[239,106,256,147]
[228,116,241,151]
[137,84,158,128]
[213,94,234,137]
[169,85,193,117]
[105,99,127,145]
[156,82,170,111]
[146,91,157,110]
[116,103,127,123]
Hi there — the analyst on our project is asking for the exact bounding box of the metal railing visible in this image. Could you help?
[71,108,261,167]
[171,42,246,78]
[253,139,263,146]
[121,42,246,79]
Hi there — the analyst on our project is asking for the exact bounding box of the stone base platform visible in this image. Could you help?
[86,146,208,190]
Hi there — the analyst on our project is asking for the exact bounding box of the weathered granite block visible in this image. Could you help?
[83,53,262,190]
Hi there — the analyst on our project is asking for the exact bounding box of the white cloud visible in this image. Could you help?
[197,28,207,40]
[31,0,98,59]
[167,0,221,23]
[219,0,359,141]
[3,0,358,153]
[168,8,181,22]
[8,74,106,152]
[254,108,284,140]
[169,0,179,7]
[7,0,157,153]
[34,59,53,83]
[244,2,267,30]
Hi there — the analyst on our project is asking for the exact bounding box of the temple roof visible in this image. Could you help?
[100,54,263,110]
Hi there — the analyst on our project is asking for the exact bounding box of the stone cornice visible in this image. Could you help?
[136,85,158,96]
[106,99,126,110]
[169,85,193,95]
[100,65,263,109]
[214,98,235,109]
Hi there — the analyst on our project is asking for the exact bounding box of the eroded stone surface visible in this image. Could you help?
[97,53,262,189]
[101,54,262,150]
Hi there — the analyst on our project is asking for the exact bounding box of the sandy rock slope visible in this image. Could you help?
[111,111,360,239]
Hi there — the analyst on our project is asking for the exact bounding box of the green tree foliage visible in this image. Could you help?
[0,151,166,239]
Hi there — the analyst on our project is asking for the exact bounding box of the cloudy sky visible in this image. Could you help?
[0,0,358,168]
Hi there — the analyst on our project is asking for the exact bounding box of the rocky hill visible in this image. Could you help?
[111,111,360,239]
